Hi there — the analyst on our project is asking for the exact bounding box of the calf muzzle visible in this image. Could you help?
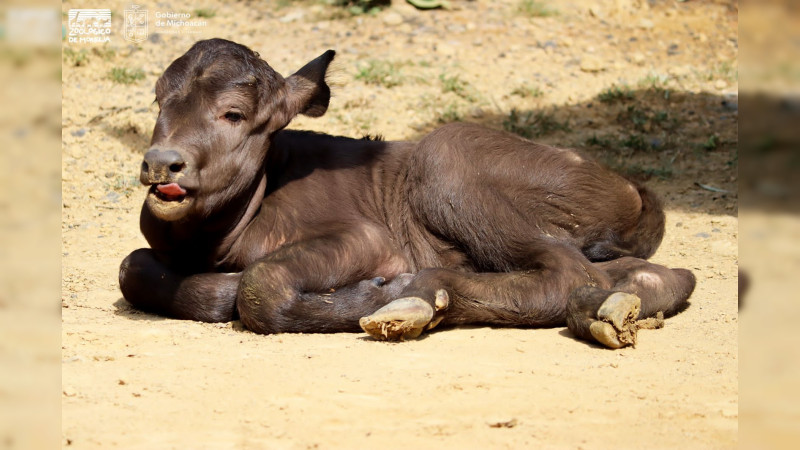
[141,148,186,185]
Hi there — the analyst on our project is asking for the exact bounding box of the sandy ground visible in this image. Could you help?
[60,0,738,447]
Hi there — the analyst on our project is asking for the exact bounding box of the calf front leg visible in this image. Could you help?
[236,227,409,334]
[119,248,239,322]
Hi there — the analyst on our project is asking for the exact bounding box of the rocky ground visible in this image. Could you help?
[61,0,738,447]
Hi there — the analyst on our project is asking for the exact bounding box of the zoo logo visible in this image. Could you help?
[67,9,111,43]
[123,4,148,44]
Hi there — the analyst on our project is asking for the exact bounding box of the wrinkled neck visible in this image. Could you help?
[211,171,267,267]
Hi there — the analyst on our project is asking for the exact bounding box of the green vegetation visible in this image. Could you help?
[104,174,140,196]
[503,109,569,138]
[518,0,557,17]
[511,83,544,98]
[598,85,633,104]
[108,67,145,84]
[64,47,116,67]
[585,134,614,148]
[637,72,669,89]
[355,60,406,87]
[700,134,721,151]
[621,133,650,152]
[439,73,478,101]
[193,8,217,18]
[622,163,674,180]
[616,105,678,134]
[63,48,89,67]
[436,103,464,124]
[326,0,389,15]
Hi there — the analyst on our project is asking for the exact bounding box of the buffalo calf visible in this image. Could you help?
[119,39,695,348]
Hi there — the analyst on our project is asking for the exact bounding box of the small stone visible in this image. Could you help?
[667,43,679,56]
[71,128,87,137]
[632,52,645,65]
[279,10,304,23]
[639,19,654,29]
[580,56,604,72]
[105,191,121,203]
[588,6,605,20]
[714,79,727,90]
[669,65,691,77]
[436,43,456,56]
[446,24,465,33]
[695,232,711,239]
[721,97,738,111]
[382,12,403,26]
[539,40,557,50]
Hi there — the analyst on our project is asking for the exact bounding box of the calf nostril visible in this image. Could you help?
[141,161,149,172]
[169,162,185,173]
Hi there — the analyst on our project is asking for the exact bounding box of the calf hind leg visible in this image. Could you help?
[567,257,696,348]
[360,244,614,341]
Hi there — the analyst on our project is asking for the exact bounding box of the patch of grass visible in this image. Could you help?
[638,72,669,89]
[503,109,570,138]
[326,0,389,15]
[511,83,544,98]
[92,46,117,61]
[63,45,115,68]
[617,105,679,133]
[700,134,721,151]
[108,67,145,84]
[104,174,140,196]
[708,61,737,82]
[585,133,615,148]
[64,48,89,67]
[621,133,651,152]
[436,103,464,124]
[193,8,216,18]
[603,156,674,181]
[638,72,672,99]
[355,60,406,88]
[440,74,478,102]
[598,84,633,104]
[518,0,557,17]
[622,163,674,180]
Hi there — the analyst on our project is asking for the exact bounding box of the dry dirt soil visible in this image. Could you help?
[61,0,738,447]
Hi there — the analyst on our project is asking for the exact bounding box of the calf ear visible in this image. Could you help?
[284,50,335,118]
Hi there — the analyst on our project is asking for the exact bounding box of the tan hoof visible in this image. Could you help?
[359,297,434,341]
[591,292,641,348]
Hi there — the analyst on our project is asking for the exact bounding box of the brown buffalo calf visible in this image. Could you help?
[119,39,695,348]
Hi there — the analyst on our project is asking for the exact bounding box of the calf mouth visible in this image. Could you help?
[145,183,194,221]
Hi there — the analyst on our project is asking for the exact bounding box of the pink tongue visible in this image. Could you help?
[156,183,187,197]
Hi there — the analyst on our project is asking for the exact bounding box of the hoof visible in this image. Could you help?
[359,296,436,341]
[590,292,641,349]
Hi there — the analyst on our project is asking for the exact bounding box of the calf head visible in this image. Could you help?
[141,38,335,222]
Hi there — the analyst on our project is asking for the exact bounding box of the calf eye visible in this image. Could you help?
[224,111,244,123]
